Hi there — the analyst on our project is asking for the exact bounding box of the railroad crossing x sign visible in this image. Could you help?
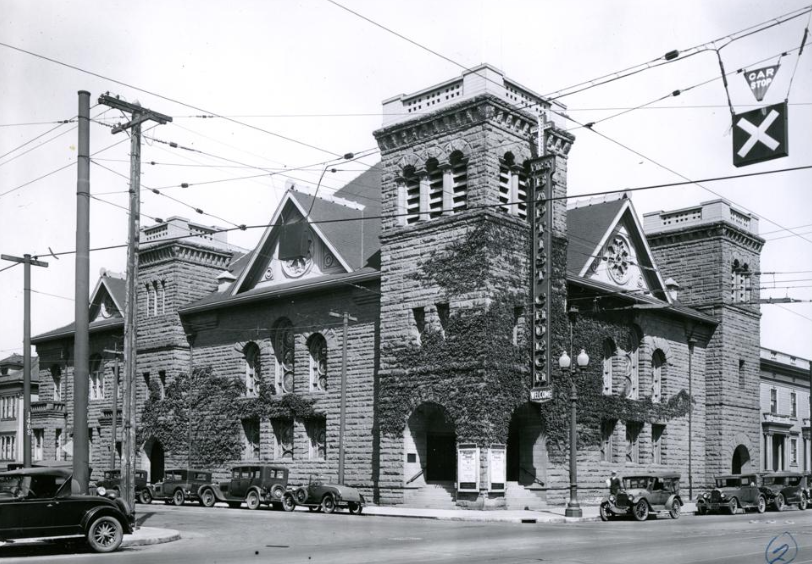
[732,102,788,167]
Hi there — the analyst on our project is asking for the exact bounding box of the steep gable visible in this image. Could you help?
[568,195,669,302]
[89,272,126,322]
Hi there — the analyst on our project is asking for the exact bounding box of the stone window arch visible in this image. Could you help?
[651,349,666,403]
[273,318,295,394]
[308,333,327,392]
[243,342,260,398]
[89,354,104,400]
[602,339,616,395]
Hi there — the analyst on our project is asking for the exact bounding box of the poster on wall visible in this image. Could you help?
[457,443,479,492]
[488,444,506,492]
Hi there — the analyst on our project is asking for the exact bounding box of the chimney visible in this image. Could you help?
[217,271,237,293]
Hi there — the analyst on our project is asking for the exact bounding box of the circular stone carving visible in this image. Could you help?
[263,266,274,281]
[604,235,632,285]
[323,253,334,268]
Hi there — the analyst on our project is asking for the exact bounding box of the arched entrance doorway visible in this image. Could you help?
[506,402,546,486]
[732,445,751,474]
[404,403,456,484]
[141,438,165,482]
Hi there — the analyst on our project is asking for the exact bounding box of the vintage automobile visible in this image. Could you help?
[198,465,288,510]
[696,474,767,515]
[760,471,808,511]
[96,469,149,502]
[0,467,134,553]
[600,472,682,521]
[143,468,212,506]
[282,475,365,514]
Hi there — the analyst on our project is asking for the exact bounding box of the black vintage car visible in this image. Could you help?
[696,474,767,514]
[282,475,365,514]
[760,471,808,511]
[198,465,288,510]
[144,468,212,506]
[0,467,134,553]
[96,469,149,502]
[600,472,682,521]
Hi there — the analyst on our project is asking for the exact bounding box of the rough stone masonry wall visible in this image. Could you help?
[183,283,380,493]
[647,225,762,481]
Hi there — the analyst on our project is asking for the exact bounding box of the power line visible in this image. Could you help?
[0,40,342,158]
[0,117,76,161]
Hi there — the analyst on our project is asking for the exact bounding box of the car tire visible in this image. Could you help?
[349,502,363,515]
[321,494,336,514]
[86,515,123,553]
[633,500,649,521]
[727,497,738,515]
[295,488,308,505]
[282,494,296,512]
[172,489,185,506]
[246,491,261,510]
[599,502,611,522]
[270,485,286,502]
[697,505,708,516]
[139,489,152,505]
[800,494,808,511]
[201,489,216,508]
[669,501,681,519]
[757,495,767,514]
[774,493,785,512]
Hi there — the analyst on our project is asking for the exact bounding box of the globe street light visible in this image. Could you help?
[560,349,590,518]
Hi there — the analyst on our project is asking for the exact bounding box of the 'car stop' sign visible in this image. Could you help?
[732,102,788,167]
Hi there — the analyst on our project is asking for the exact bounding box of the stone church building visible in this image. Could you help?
[31,65,763,508]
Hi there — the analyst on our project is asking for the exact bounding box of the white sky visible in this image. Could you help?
[1,0,811,360]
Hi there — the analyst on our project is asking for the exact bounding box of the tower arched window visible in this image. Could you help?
[89,354,104,400]
[449,151,468,214]
[273,319,295,394]
[426,158,444,219]
[731,260,752,304]
[498,152,527,219]
[401,165,421,225]
[50,365,62,402]
[602,339,615,396]
[308,334,327,392]
[244,342,260,398]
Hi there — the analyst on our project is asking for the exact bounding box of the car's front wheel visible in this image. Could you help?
[200,488,216,508]
[727,497,738,515]
[633,500,649,521]
[139,489,152,505]
[321,494,336,514]
[669,501,681,519]
[348,502,363,515]
[774,493,785,512]
[282,494,296,512]
[246,491,261,510]
[295,488,308,505]
[172,489,185,506]
[757,495,767,513]
[599,502,612,521]
[799,494,808,511]
[86,516,123,553]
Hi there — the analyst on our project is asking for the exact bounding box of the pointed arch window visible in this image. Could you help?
[651,350,665,403]
[244,342,260,398]
[273,319,295,394]
[51,365,62,402]
[602,339,615,395]
[308,334,327,392]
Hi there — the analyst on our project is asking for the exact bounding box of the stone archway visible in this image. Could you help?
[506,402,547,486]
[140,437,165,482]
[403,402,456,485]
[732,444,752,474]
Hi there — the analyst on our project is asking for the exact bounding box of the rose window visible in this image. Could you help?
[603,235,632,284]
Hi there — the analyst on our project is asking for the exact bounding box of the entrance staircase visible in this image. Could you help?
[504,481,547,510]
[402,481,457,509]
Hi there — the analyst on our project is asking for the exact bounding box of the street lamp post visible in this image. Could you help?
[560,349,590,518]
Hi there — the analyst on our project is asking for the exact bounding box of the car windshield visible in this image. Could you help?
[763,476,786,486]
[623,477,651,490]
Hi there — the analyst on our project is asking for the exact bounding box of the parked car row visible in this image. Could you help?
[696,471,808,515]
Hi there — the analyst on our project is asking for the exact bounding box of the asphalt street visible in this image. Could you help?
[1,503,811,564]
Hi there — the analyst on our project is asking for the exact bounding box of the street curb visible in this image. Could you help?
[363,511,603,524]
[123,527,181,547]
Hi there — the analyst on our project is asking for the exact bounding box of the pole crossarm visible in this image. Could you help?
[98,93,173,130]
[1,254,49,268]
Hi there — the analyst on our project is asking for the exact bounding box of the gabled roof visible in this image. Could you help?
[0,353,24,368]
[567,195,669,302]
[89,273,126,321]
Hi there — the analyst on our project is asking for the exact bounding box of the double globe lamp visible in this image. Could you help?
[558,348,590,518]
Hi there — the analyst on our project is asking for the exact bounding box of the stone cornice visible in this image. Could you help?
[374,94,573,158]
[646,221,765,252]
[139,240,234,269]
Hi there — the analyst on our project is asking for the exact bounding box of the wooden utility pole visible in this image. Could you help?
[73,91,91,490]
[103,345,122,469]
[1,254,48,467]
[99,94,171,510]
[329,310,356,485]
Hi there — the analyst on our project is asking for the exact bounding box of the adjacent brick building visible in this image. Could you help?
[30,65,765,508]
